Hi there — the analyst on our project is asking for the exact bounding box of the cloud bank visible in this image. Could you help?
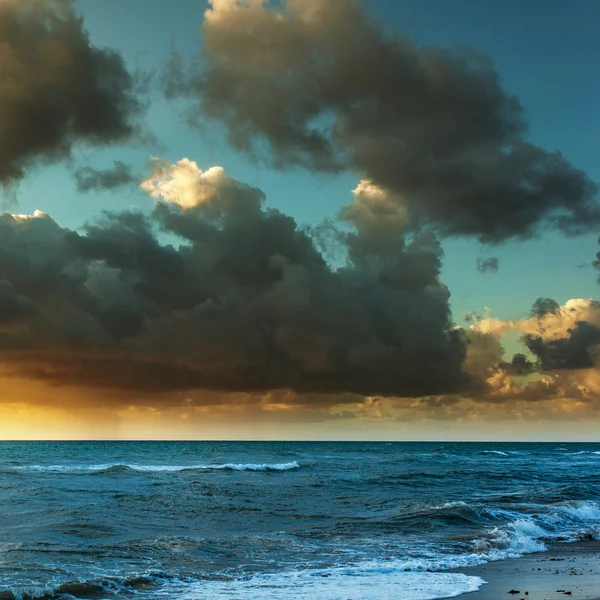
[0,158,472,399]
[0,154,597,417]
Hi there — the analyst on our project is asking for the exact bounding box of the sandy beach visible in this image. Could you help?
[456,541,600,600]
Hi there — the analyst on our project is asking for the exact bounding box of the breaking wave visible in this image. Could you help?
[15,461,300,474]
[0,569,484,600]
[480,450,509,456]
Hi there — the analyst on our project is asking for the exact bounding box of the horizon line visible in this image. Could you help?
[0,439,598,443]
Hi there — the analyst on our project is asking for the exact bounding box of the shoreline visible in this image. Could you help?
[453,540,600,600]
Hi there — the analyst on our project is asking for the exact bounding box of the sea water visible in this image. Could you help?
[0,441,599,599]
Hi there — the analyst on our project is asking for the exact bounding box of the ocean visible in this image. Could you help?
[0,441,599,599]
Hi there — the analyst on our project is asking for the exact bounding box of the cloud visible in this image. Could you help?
[499,353,536,376]
[0,279,37,323]
[164,0,599,243]
[530,297,560,318]
[0,0,141,186]
[476,256,499,274]
[74,161,137,193]
[525,321,600,370]
[415,358,600,412]
[460,297,600,404]
[339,179,407,261]
[0,158,595,418]
[594,236,600,282]
[470,297,600,339]
[140,157,260,212]
[0,158,473,400]
[487,368,600,404]
[436,297,600,409]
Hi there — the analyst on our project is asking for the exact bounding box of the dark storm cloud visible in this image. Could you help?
[164,0,599,243]
[500,353,536,376]
[530,297,561,319]
[0,279,37,323]
[476,257,499,274]
[0,0,141,185]
[525,321,600,370]
[594,236,600,282]
[0,164,474,400]
[74,162,137,193]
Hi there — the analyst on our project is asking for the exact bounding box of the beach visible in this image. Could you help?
[459,541,600,600]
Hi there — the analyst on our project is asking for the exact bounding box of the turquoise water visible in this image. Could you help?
[0,441,599,599]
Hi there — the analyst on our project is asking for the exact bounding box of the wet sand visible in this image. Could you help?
[456,541,600,600]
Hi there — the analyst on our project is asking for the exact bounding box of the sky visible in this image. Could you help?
[0,0,599,440]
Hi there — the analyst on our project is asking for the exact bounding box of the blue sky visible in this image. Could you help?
[13,0,599,325]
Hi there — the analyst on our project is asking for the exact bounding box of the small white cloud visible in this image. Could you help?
[141,158,226,209]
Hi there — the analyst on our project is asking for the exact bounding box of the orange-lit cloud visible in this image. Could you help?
[0,160,598,439]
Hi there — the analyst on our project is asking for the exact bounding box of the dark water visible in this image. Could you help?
[0,441,599,599]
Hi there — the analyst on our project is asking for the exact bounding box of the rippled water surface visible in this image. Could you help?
[0,441,599,599]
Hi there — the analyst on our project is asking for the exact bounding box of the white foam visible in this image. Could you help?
[16,461,300,473]
[506,520,548,552]
[15,464,115,472]
[480,450,509,456]
[152,569,485,600]
[7,585,57,600]
[469,520,546,564]
[400,500,600,572]
[555,501,600,522]
[474,501,600,558]
[535,501,600,540]
[429,501,468,511]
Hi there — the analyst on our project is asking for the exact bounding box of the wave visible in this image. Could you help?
[15,461,300,474]
[159,570,485,600]
[0,572,165,600]
[429,501,469,510]
[382,502,599,572]
[389,501,483,527]
[572,451,600,455]
[0,568,484,600]
[468,500,600,564]
[479,450,519,456]
[3,500,599,599]
[553,449,600,456]
[394,499,600,568]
